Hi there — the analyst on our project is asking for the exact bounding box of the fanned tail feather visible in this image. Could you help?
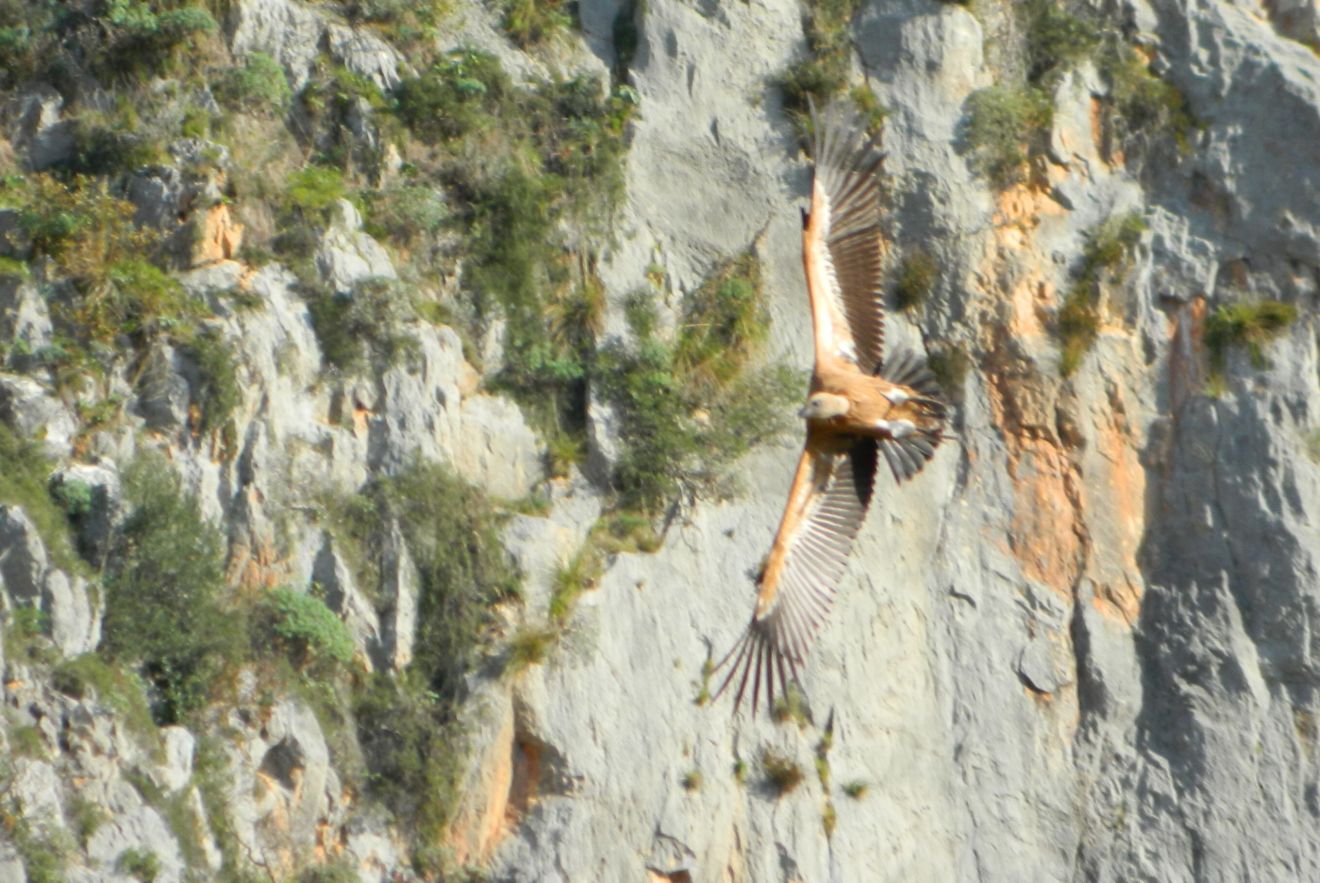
[712,617,805,716]
[878,347,947,483]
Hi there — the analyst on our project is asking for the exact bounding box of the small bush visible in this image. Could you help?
[1099,40,1194,152]
[599,253,797,513]
[4,176,193,347]
[771,685,810,728]
[549,546,602,623]
[1021,0,1099,85]
[181,328,241,435]
[214,52,292,115]
[101,455,245,724]
[69,794,109,847]
[1058,288,1098,377]
[283,166,348,218]
[51,654,157,743]
[601,347,798,512]
[64,118,165,176]
[842,780,869,799]
[95,1,219,81]
[305,277,418,374]
[101,258,199,341]
[501,0,573,48]
[680,770,702,792]
[50,478,93,519]
[822,801,837,837]
[779,0,863,130]
[673,253,769,387]
[894,249,938,311]
[963,85,1053,189]
[330,462,520,705]
[116,847,160,882]
[3,605,53,666]
[761,748,806,796]
[850,85,888,136]
[1204,301,1297,376]
[298,860,362,883]
[1058,213,1145,376]
[257,587,355,671]
[362,183,448,248]
[504,625,557,675]
[927,343,970,397]
[393,49,509,143]
[353,673,464,847]
[0,423,83,573]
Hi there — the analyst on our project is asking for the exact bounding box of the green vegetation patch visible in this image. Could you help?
[893,249,938,311]
[761,748,805,796]
[779,0,864,126]
[317,461,512,854]
[1204,300,1297,379]
[255,587,356,672]
[1057,213,1145,376]
[51,654,158,744]
[503,625,557,675]
[100,455,245,725]
[181,328,242,436]
[599,252,798,514]
[963,85,1054,189]
[116,847,161,882]
[500,0,574,48]
[1098,40,1195,153]
[1021,0,1099,86]
[0,0,218,88]
[305,277,419,375]
[214,52,293,116]
[352,672,465,867]
[0,423,84,574]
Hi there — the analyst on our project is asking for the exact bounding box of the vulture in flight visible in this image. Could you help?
[713,103,947,716]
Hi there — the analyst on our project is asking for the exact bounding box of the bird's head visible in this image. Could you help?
[799,392,849,420]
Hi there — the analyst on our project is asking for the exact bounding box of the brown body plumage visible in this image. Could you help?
[713,102,947,716]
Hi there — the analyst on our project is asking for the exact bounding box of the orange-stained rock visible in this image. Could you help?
[1168,296,1207,412]
[1084,384,1147,624]
[447,702,517,866]
[193,203,244,266]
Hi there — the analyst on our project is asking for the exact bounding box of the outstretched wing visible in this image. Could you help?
[802,101,887,374]
[714,431,878,715]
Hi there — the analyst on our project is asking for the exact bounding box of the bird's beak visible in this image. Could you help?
[797,406,810,419]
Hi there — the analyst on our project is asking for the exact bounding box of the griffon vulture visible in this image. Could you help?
[713,103,947,715]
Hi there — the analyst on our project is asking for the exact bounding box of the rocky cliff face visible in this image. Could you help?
[1,0,1318,881]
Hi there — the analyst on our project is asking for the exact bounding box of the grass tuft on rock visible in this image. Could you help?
[0,424,85,575]
[101,455,246,725]
[761,748,806,796]
[1057,213,1145,376]
[893,249,938,311]
[1204,301,1297,378]
[599,252,798,514]
[963,85,1053,190]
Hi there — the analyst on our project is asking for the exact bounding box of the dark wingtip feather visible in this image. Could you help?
[712,618,804,717]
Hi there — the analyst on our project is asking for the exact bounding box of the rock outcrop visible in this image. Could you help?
[2,0,1319,880]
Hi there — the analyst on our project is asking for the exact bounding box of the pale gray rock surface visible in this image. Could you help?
[316,199,398,295]
[2,0,1320,880]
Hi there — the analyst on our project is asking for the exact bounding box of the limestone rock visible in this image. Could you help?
[0,374,78,458]
[85,779,186,883]
[228,0,325,91]
[0,505,99,656]
[315,200,397,295]
[2,84,74,170]
[454,394,545,501]
[50,462,120,564]
[0,276,53,363]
